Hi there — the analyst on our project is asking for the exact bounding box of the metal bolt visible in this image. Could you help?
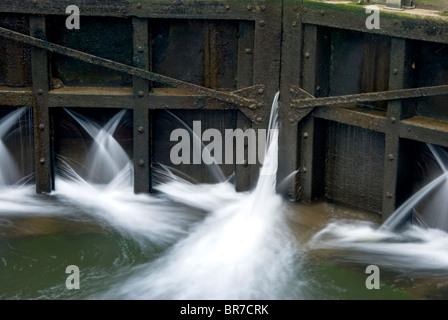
[303,132,309,138]
[386,192,393,199]
[258,88,264,94]
[388,154,394,160]
[245,48,252,54]
[249,104,257,110]
[391,117,396,123]
[290,88,295,94]
[292,21,297,27]
[247,5,252,10]
[225,5,230,10]
[393,68,398,75]
[302,167,307,173]
[256,117,263,123]
[289,118,295,123]
[38,123,45,130]
[39,158,45,165]
[138,159,145,166]
[259,20,265,27]
[304,52,310,59]
[138,91,144,97]
[138,46,144,53]
[37,89,43,95]
[138,126,144,133]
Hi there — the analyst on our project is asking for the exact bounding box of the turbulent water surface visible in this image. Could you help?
[1,102,448,300]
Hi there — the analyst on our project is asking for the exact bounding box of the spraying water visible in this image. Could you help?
[310,144,448,275]
[89,92,307,300]
[0,107,28,187]
[381,144,448,232]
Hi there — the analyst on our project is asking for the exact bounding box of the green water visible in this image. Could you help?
[1,202,447,300]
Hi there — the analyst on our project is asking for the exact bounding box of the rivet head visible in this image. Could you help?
[38,123,45,130]
[39,158,45,164]
[256,117,263,123]
[137,91,144,97]
[37,89,43,95]
[386,192,393,199]
[245,48,252,54]
[303,132,309,138]
[138,126,144,133]
[259,20,265,27]
[138,159,145,166]
[393,68,399,75]
[249,104,257,110]
[247,5,252,10]
[302,167,307,173]
[391,117,396,123]
[225,5,230,10]
[292,21,297,27]
[289,118,295,123]
[258,88,264,94]
[304,52,310,59]
[388,154,394,160]
[138,46,144,53]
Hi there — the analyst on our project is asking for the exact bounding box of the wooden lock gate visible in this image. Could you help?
[1,0,448,220]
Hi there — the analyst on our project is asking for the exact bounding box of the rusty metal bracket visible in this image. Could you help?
[0,26,265,112]
[286,85,315,124]
[290,85,448,109]
[232,85,266,123]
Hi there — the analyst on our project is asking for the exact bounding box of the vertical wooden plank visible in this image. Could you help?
[300,24,318,202]
[382,37,407,220]
[30,16,52,194]
[252,3,282,189]
[235,20,254,192]
[279,3,302,200]
[133,17,150,194]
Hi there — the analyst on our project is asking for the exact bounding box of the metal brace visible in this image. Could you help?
[287,85,315,125]
[0,26,266,119]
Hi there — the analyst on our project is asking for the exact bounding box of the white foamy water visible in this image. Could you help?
[88,92,307,299]
[310,220,448,274]
[3,97,448,300]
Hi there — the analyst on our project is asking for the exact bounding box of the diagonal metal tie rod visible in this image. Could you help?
[292,85,448,109]
[0,26,262,109]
